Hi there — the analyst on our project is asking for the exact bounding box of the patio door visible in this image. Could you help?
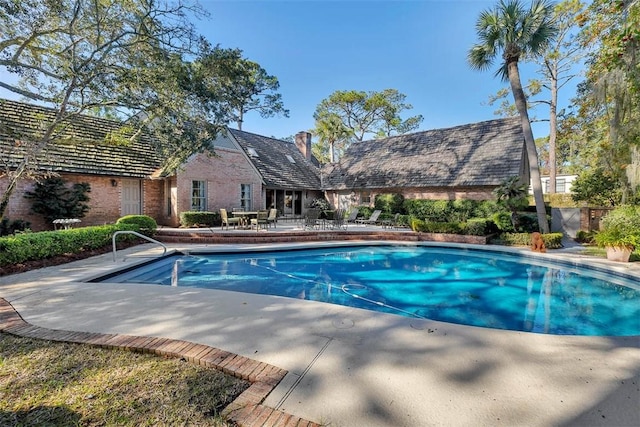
[121,179,142,216]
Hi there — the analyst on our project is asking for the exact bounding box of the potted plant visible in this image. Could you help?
[594,205,640,262]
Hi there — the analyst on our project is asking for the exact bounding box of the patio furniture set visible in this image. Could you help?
[220,208,401,232]
[220,208,278,231]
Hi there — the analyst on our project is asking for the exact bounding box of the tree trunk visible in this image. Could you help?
[238,109,244,130]
[507,60,550,233]
[0,174,19,220]
[548,62,558,195]
[0,154,38,220]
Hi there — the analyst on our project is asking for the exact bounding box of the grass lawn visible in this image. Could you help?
[0,333,248,426]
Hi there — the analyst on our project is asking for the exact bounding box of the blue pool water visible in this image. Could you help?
[94,245,640,336]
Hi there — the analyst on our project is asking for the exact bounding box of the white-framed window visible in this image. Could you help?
[556,178,566,193]
[240,184,252,211]
[191,180,207,211]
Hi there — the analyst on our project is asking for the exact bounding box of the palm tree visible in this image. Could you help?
[468,0,557,233]
[493,176,529,231]
[313,111,354,163]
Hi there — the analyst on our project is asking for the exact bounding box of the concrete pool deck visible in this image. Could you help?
[1,241,639,427]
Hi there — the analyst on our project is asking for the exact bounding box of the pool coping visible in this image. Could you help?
[0,297,320,427]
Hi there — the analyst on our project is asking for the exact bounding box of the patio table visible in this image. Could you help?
[232,211,258,229]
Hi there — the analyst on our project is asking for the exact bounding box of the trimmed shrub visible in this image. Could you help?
[494,232,564,249]
[411,220,463,234]
[492,212,514,232]
[426,221,463,234]
[473,200,505,218]
[450,200,476,222]
[547,193,578,208]
[396,214,410,228]
[179,211,219,228]
[465,218,492,236]
[116,215,157,236]
[403,199,509,223]
[0,223,138,267]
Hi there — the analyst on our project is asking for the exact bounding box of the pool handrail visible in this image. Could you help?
[112,230,167,262]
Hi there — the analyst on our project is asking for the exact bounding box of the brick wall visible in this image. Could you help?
[176,148,263,219]
[143,179,165,224]
[2,174,124,231]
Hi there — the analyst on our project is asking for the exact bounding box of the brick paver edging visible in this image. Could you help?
[0,298,320,427]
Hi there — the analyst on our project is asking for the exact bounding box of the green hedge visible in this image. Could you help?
[410,219,464,234]
[179,211,220,227]
[403,199,506,222]
[494,232,564,249]
[0,223,139,267]
[116,215,157,236]
[465,218,495,236]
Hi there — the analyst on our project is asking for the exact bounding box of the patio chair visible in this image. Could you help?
[251,209,269,231]
[329,209,347,230]
[267,208,278,228]
[356,209,382,225]
[220,208,240,230]
[346,208,359,223]
[304,209,321,230]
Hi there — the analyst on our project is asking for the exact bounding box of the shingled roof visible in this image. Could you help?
[322,118,526,190]
[228,128,321,190]
[0,99,163,178]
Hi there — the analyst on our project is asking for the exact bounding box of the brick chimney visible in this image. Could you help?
[295,131,312,161]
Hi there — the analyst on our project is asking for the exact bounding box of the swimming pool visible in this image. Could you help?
[94,245,640,336]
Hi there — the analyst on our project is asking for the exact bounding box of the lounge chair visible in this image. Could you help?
[346,209,359,223]
[356,209,382,225]
[267,208,278,228]
[220,208,240,230]
[251,210,269,231]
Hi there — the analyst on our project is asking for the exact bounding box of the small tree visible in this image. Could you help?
[493,176,529,231]
[571,169,620,207]
[374,193,405,214]
[24,177,91,225]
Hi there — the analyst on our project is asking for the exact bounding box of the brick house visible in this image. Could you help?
[0,99,321,230]
[172,129,322,225]
[1,99,528,231]
[321,118,529,210]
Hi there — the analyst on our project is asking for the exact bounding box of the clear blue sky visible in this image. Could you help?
[198,0,577,140]
[0,0,580,140]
